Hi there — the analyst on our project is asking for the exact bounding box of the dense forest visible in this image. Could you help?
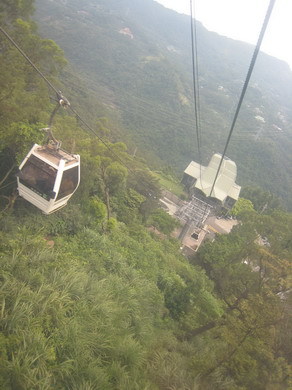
[0,1,291,389]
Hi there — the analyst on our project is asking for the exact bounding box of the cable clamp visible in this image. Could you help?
[57,90,70,108]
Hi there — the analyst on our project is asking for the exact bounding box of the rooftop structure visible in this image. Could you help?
[182,154,241,208]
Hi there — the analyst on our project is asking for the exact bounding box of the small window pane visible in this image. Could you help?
[19,155,57,199]
[57,166,79,200]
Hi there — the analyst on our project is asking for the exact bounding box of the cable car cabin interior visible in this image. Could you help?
[17,144,80,214]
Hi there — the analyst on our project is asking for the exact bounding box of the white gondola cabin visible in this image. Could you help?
[17,144,80,214]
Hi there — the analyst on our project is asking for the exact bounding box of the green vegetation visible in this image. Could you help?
[240,185,283,213]
[1,202,291,389]
[230,197,254,217]
[33,0,292,209]
[147,208,181,234]
[0,1,291,389]
[152,171,187,198]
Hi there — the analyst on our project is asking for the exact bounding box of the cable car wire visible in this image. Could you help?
[68,105,137,173]
[189,1,224,201]
[0,26,60,96]
[189,0,202,155]
[189,0,205,191]
[209,0,276,197]
[0,25,147,188]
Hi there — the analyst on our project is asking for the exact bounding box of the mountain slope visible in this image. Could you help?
[34,0,292,208]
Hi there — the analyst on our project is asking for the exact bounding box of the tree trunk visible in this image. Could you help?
[0,164,15,187]
[105,186,110,220]
[100,166,111,220]
[184,289,249,340]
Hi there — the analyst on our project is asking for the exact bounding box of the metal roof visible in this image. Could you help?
[184,161,205,178]
[184,154,241,202]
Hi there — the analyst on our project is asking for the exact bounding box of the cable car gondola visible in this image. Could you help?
[17,143,80,214]
[16,92,80,214]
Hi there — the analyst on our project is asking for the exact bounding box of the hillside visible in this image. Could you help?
[33,0,292,209]
[0,1,292,388]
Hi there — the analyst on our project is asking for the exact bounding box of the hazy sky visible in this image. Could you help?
[155,0,291,69]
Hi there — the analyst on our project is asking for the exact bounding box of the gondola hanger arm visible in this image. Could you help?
[43,91,70,150]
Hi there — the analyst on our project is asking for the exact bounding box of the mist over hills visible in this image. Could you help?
[34,0,292,208]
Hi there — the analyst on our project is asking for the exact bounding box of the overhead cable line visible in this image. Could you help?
[0,26,60,96]
[189,0,204,189]
[0,25,144,185]
[189,0,202,153]
[68,105,136,172]
[209,0,276,197]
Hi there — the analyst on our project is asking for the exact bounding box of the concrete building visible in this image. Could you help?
[182,154,241,209]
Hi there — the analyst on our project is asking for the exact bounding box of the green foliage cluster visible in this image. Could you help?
[1,200,291,389]
[0,207,217,389]
[230,197,254,218]
[240,185,283,213]
[147,208,180,235]
[0,2,291,389]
